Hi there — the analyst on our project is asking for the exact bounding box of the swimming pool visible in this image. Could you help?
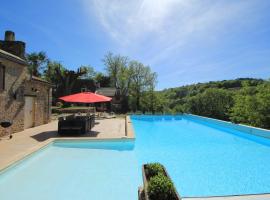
[0,139,140,200]
[1,114,270,199]
[132,115,270,197]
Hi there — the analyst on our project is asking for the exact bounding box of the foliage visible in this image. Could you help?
[145,163,164,178]
[140,91,168,114]
[94,72,110,87]
[26,50,270,129]
[55,66,87,96]
[26,51,48,77]
[159,78,269,128]
[103,52,157,112]
[103,52,129,89]
[43,61,65,82]
[184,88,234,120]
[128,61,157,111]
[230,82,270,128]
[80,65,96,79]
[147,174,176,200]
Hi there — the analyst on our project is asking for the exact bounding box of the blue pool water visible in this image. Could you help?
[1,115,270,199]
[0,140,140,200]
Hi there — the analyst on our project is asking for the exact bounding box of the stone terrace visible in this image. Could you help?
[0,118,127,171]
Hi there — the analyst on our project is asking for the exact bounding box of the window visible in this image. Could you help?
[0,64,5,92]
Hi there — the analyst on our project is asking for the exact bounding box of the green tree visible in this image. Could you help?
[103,52,129,88]
[185,88,234,120]
[80,65,96,80]
[43,61,65,83]
[129,61,157,111]
[94,72,111,87]
[55,67,87,96]
[26,51,48,77]
[230,82,270,128]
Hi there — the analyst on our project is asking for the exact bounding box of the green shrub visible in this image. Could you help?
[145,163,164,178]
[147,174,176,200]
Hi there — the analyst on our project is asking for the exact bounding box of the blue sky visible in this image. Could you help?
[1,0,270,89]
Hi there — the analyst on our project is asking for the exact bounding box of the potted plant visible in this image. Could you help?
[139,163,181,200]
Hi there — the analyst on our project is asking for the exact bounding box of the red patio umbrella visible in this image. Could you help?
[59,92,112,103]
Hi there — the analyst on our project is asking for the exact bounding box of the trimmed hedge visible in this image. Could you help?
[147,174,176,200]
[145,163,164,178]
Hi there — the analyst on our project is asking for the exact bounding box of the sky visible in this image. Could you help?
[1,0,270,89]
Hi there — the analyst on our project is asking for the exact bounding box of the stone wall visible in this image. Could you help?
[0,57,27,136]
[24,79,51,126]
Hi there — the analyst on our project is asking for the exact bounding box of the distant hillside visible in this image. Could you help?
[161,78,265,97]
[155,78,270,129]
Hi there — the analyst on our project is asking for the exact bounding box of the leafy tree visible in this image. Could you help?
[55,67,86,96]
[43,61,65,83]
[80,65,96,80]
[26,51,48,77]
[103,52,132,111]
[140,91,168,114]
[129,61,157,111]
[185,88,234,120]
[94,72,111,87]
[103,52,129,88]
[230,82,270,128]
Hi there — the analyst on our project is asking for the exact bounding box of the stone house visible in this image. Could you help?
[0,31,51,136]
[95,87,122,111]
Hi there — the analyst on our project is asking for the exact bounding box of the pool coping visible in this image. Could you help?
[182,193,270,199]
[184,114,270,139]
[126,115,135,138]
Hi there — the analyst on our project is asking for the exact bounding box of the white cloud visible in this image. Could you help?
[81,0,269,88]
[82,0,256,57]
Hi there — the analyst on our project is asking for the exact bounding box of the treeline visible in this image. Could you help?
[159,78,270,129]
[26,51,157,112]
[26,52,270,129]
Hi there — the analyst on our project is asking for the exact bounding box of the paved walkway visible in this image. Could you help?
[0,118,126,171]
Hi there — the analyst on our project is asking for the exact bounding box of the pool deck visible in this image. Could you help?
[0,117,129,171]
[183,193,270,200]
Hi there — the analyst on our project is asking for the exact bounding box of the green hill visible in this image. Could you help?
[155,78,270,129]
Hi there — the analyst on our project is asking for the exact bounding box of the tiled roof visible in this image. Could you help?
[95,87,116,97]
[31,76,52,85]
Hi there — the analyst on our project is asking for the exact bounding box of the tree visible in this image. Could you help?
[103,52,133,112]
[230,82,270,128]
[140,91,167,114]
[43,61,65,83]
[94,72,111,87]
[129,61,157,111]
[55,67,87,96]
[185,88,234,120]
[103,52,129,88]
[79,65,96,80]
[26,51,48,77]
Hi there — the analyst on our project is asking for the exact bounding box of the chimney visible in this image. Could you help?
[0,30,26,59]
